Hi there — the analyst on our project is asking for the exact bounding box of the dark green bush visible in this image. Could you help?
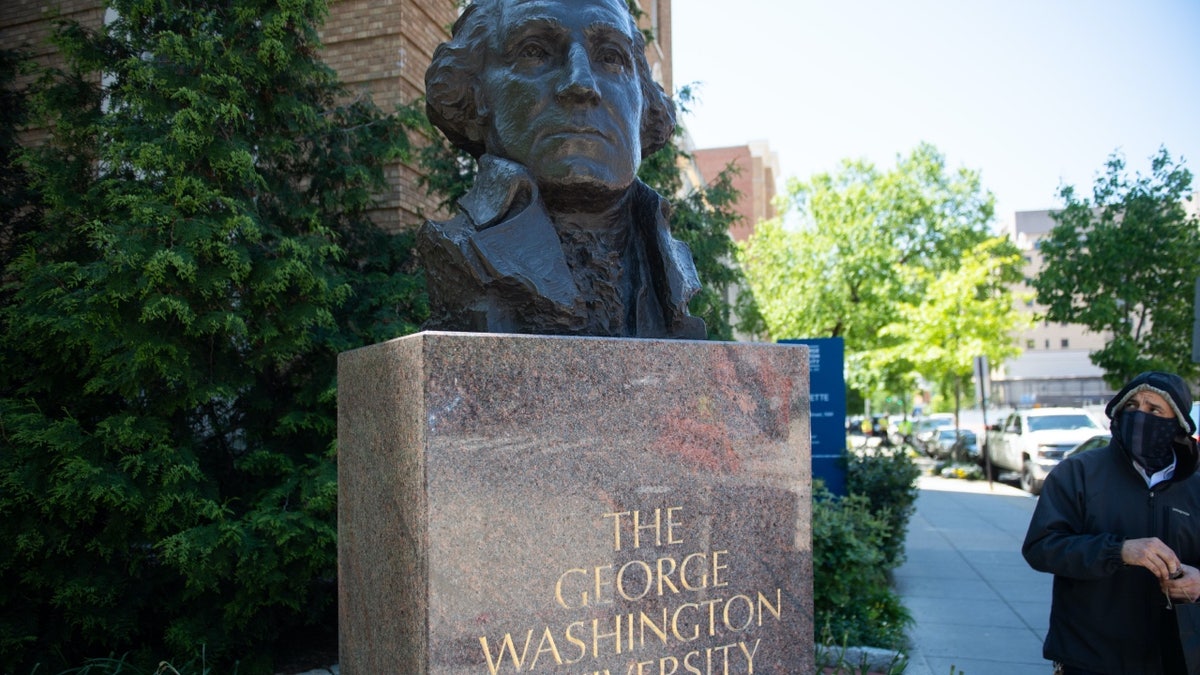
[845,448,921,566]
[813,448,920,650]
[812,484,912,650]
[0,2,425,671]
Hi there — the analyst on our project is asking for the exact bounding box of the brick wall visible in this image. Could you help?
[1,0,676,234]
[322,0,458,231]
[693,143,778,242]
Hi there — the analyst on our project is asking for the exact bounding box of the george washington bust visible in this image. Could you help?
[416,0,706,339]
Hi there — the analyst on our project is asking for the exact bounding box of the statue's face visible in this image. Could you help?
[480,0,644,200]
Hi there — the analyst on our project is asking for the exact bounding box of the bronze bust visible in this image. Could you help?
[418,0,706,339]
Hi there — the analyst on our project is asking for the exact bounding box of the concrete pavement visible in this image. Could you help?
[895,472,1053,675]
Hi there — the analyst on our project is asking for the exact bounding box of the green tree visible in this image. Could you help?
[0,48,41,301]
[1034,147,1200,387]
[0,0,425,670]
[879,237,1027,429]
[737,142,999,403]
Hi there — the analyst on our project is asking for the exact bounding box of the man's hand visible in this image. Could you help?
[1163,564,1200,603]
[1122,537,1182,581]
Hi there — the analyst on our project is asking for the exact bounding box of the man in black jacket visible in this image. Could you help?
[1024,371,1200,674]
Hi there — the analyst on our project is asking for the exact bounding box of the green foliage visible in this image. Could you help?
[0,48,42,295]
[845,449,921,567]
[738,143,1006,402]
[0,0,426,671]
[813,449,919,650]
[1033,147,1200,387]
[879,237,1029,417]
[812,483,912,650]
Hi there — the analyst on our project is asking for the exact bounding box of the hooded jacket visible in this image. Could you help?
[1023,373,1200,673]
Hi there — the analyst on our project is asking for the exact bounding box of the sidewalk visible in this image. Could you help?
[895,473,1052,675]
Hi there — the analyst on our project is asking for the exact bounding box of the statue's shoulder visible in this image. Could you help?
[418,210,474,246]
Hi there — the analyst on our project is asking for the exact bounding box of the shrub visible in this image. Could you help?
[845,448,920,566]
[0,3,425,671]
[812,484,912,650]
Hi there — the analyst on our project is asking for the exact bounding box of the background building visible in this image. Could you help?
[692,140,779,242]
[992,209,1115,407]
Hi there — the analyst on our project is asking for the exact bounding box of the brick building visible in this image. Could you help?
[0,0,674,232]
[692,141,779,242]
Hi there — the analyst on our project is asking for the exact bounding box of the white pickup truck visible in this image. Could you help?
[984,407,1107,495]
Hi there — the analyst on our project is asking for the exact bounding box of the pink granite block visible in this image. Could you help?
[338,332,813,674]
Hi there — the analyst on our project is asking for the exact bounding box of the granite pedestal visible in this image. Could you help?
[337,332,813,674]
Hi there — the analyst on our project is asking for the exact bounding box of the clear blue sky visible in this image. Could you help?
[672,0,1200,230]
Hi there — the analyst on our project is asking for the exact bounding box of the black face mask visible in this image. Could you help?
[1119,410,1179,472]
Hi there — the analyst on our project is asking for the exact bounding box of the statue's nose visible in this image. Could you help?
[556,43,601,104]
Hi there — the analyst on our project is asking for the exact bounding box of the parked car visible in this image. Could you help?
[1063,433,1112,460]
[984,407,1106,495]
[914,414,955,455]
[932,428,978,460]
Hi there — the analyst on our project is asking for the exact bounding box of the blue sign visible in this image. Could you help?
[780,338,847,495]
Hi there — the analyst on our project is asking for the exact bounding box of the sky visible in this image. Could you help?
[671,0,1200,231]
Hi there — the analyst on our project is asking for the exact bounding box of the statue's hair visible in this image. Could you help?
[424,0,676,160]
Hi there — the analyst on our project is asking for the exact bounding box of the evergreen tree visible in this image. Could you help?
[0,0,425,670]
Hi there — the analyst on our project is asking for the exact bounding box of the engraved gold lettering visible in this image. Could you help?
[666,506,684,545]
[656,556,680,595]
[711,550,729,588]
[528,627,562,669]
[485,508,786,673]
[699,599,720,636]
[639,608,669,645]
[592,615,622,657]
[712,643,735,674]
[564,621,587,664]
[722,595,754,632]
[479,630,532,675]
[679,552,708,591]
[603,511,631,551]
[594,564,614,606]
[758,588,782,624]
[627,612,635,653]
[556,568,589,609]
[632,509,662,548]
[671,602,701,642]
[617,560,653,601]
[739,639,761,674]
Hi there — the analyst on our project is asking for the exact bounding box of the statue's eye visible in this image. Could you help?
[517,42,550,60]
[596,46,630,71]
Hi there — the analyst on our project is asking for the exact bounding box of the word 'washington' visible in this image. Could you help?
[477,508,785,674]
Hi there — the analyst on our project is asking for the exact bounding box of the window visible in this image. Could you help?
[1026,339,1036,349]
[1061,339,1069,348]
